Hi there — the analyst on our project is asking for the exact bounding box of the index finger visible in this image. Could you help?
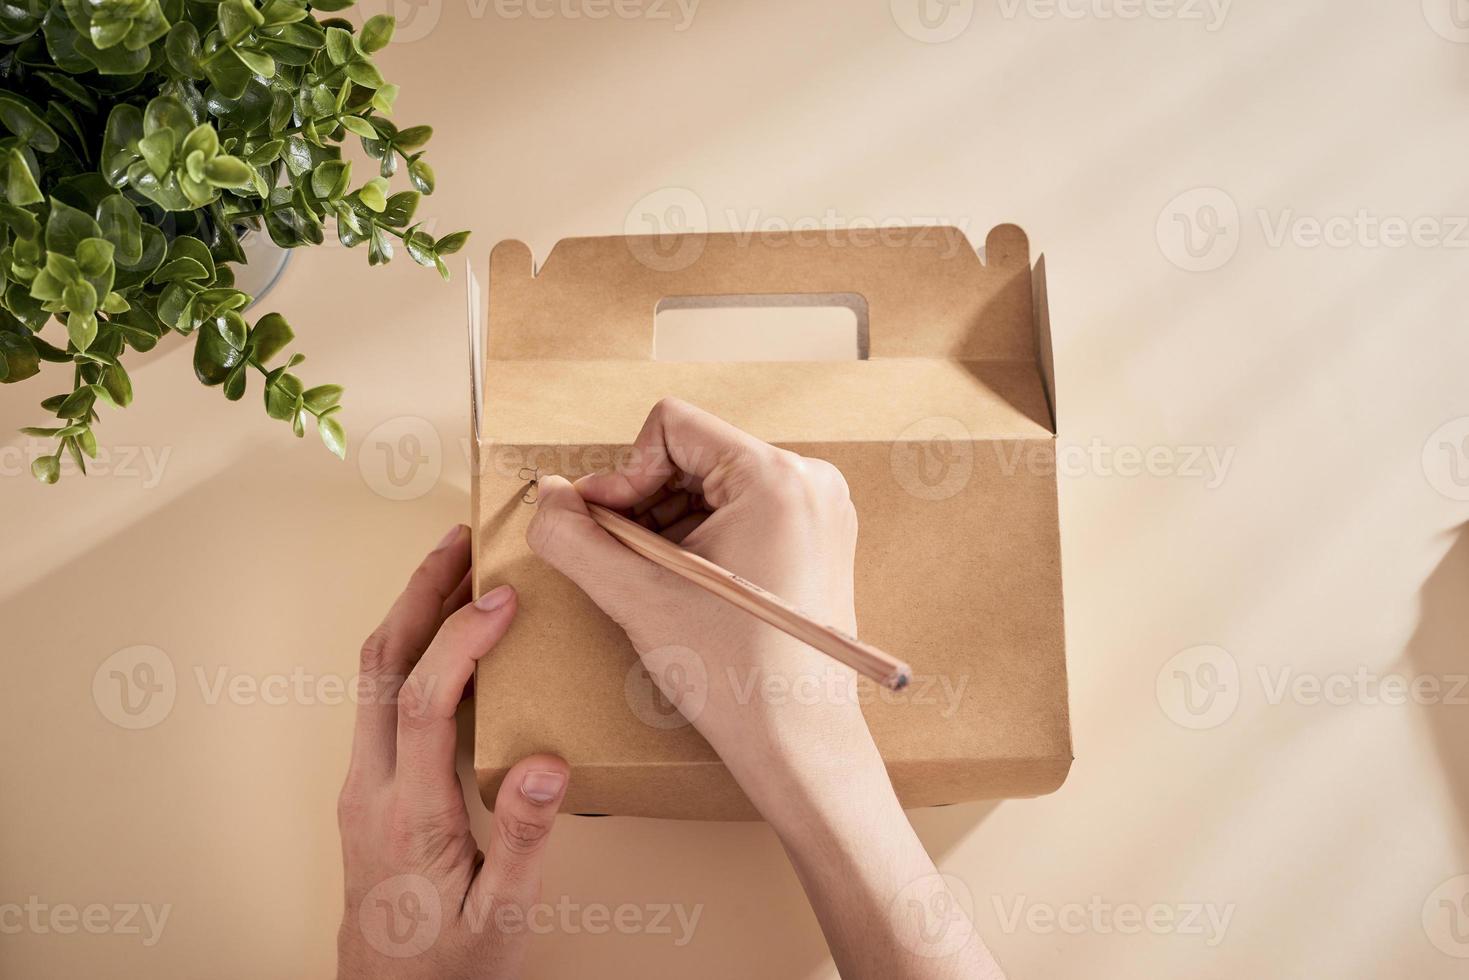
[575,397,771,509]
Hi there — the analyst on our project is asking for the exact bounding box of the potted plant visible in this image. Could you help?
[0,0,468,482]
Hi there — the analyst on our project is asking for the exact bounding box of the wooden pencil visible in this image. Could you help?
[584,502,912,691]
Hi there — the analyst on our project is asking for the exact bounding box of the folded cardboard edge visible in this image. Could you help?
[1033,253,1057,433]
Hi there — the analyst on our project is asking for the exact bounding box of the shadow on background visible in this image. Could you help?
[1407,523,1469,857]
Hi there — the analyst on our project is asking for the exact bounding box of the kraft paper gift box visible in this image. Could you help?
[469,224,1070,820]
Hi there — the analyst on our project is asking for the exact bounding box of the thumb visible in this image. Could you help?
[525,475,676,641]
[470,754,570,913]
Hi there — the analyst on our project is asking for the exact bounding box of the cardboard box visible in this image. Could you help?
[470,224,1070,820]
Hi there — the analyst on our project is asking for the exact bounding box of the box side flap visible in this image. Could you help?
[487,225,1037,363]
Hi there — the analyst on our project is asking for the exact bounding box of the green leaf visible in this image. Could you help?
[223,360,247,400]
[137,130,175,178]
[76,238,115,278]
[143,95,195,139]
[193,316,244,384]
[217,309,248,350]
[181,124,220,159]
[165,21,203,77]
[311,159,350,199]
[101,104,144,186]
[337,114,376,139]
[359,12,392,52]
[324,25,351,64]
[344,58,384,89]
[101,362,133,407]
[156,236,217,284]
[246,138,284,166]
[393,125,431,151]
[302,383,341,412]
[308,0,354,8]
[434,230,470,255]
[31,455,59,484]
[259,0,307,25]
[202,154,254,187]
[67,309,98,351]
[4,149,43,206]
[318,414,345,458]
[56,385,96,419]
[202,47,251,100]
[44,197,103,256]
[407,157,434,194]
[0,331,40,384]
[96,194,144,266]
[379,190,418,227]
[235,46,276,77]
[358,176,387,212]
[0,91,61,153]
[218,0,264,38]
[249,311,293,363]
[264,369,300,419]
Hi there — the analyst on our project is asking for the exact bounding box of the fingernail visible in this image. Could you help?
[521,770,566,804]
[475,584,514,612]
[434,525,464,551]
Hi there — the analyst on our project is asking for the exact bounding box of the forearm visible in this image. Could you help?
[744,744,1004,980]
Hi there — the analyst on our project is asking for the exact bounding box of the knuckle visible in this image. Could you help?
[395,673,438,730]
[336,778,370,827]
[525,506,566,558]
[358,627,392,677]
[497,814,551,856]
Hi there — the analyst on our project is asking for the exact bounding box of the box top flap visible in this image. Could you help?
[487,225,1038,362]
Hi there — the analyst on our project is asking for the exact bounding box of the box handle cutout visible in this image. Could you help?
[653,293,868,362]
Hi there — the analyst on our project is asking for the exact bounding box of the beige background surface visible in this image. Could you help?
[3,0,1468,976]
